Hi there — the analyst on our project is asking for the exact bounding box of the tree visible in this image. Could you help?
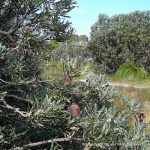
[88,11,150,74]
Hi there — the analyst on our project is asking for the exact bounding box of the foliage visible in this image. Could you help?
[0,0,76,44]
[114,63,150,80]
[88,11,150,74]
[41,61,64,80]
[0,1,149,149]
[0,0,77,149]
[0,58,149,149]
[50,34,89,61]
[0,0,77,82]
[41,34,91,81]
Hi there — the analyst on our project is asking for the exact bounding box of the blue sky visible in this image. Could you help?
[69,0,150,36]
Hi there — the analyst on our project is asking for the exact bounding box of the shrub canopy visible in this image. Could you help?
[88,11,150,74]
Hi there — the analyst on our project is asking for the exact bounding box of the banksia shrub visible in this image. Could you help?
[0,58,149,149]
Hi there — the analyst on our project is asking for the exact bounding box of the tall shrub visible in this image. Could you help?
[88,11,150,74]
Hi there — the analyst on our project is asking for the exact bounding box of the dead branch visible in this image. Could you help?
[0,78,14,85]
[14,137,82,149]
[0,78,53,88]
[0,98,30,117]
[5,94,31,104]
[0,78,35,87]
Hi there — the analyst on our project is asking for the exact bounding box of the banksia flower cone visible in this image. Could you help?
[26,27,33,32]
[68,103,81,117]
[29,82,38,92]
[74,88,83,99]
[63,74,71,86]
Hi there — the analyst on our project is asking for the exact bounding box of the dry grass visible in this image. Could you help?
[110,76,150,88]
[114,86,150,131]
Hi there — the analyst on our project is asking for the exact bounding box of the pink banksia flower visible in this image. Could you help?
[63,74,71,86]
[68,103,81,117]
[26,27,33,32]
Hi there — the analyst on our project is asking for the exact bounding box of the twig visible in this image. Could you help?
[14,138,82,149]
[0,78,35,87]
[0,78,14,85]
[0,98,30,117]
[134,114,138,122]
[84,142,91,150]
[12,139,149,150]
[5,94,31,104]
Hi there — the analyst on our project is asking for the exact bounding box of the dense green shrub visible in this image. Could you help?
[88,11,150,74]
[114,63,150,80]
